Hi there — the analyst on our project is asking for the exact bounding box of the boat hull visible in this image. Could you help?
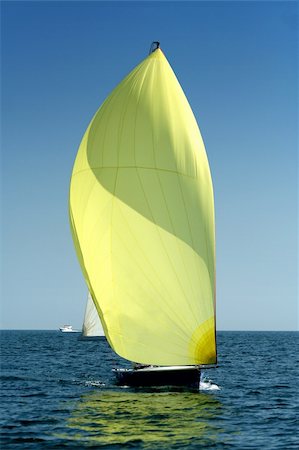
[113,366,200,388]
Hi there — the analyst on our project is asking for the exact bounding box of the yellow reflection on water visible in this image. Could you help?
[61,389,222,447]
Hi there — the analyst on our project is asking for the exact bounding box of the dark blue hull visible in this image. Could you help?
[113,366,200,388]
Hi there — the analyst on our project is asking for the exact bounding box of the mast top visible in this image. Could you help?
[149,41,160,54]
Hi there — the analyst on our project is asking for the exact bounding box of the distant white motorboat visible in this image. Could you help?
[59,325,79,333]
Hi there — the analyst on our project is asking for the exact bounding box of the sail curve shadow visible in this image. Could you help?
[84,48,215,283]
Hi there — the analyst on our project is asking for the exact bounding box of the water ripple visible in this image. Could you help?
[1,330,298,449]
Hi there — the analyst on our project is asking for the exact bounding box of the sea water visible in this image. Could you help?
[1,331,298,449]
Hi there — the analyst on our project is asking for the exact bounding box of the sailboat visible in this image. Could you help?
[69,42,217,388]
[81,292,105,339]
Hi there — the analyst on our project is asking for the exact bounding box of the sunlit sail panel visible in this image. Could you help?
[69,48,216,365]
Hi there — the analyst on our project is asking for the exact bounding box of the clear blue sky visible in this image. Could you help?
[1,1,298,330]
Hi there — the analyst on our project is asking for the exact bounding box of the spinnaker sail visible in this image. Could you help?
[70,46,216,366]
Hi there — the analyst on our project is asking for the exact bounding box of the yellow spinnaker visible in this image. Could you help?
[69,48,216,365]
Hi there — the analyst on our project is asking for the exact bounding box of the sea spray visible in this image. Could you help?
[200,372,220,391]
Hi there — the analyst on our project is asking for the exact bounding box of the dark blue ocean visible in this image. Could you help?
[1,331,298,449]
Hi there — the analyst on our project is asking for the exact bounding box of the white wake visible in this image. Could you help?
[199,374,220,391]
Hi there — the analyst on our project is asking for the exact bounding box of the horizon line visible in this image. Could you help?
[0,328,298,332]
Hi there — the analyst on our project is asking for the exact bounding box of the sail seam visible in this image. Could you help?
[97,264,192,343]
[84,59,149,169]
[132,57,198,337]
[176,177,206,320]
[133,62,152,168]
[73,166,198,180]
[162,60,200,321]
[151,60,200,324]
[135,172,193,325]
